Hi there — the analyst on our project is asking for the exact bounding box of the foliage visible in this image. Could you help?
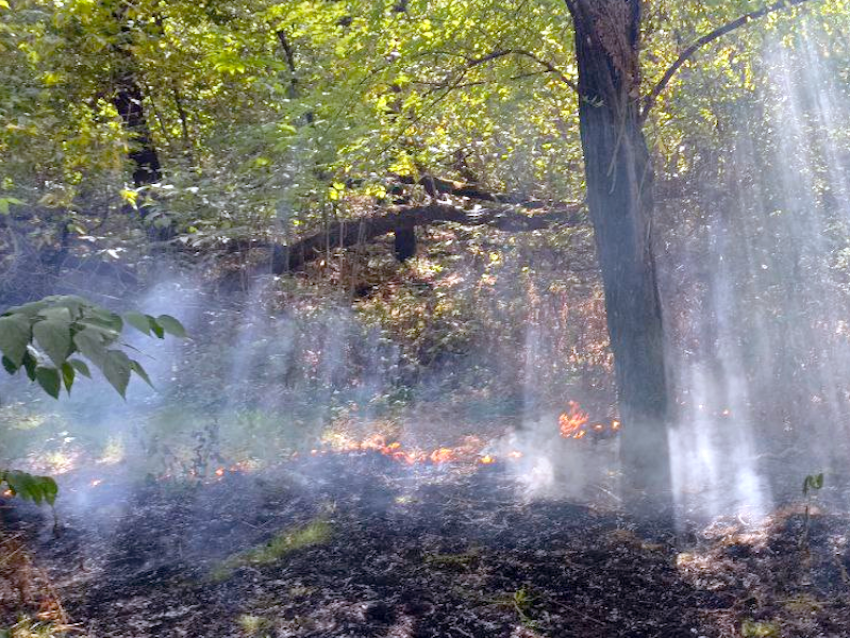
[0,295,184,398]
[800,472,825,548]
[0,295,185,505]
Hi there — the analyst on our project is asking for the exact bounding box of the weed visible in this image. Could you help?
[740,619,780,637]
[237,614,271,637]
[210,520,332,582]
[800,473,824,549]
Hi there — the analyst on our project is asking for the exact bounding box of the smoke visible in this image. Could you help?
[662,24,850,525]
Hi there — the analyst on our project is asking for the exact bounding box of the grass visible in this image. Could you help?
[0,619,85,638]
[237,614,272,637]
[210,520,332,582]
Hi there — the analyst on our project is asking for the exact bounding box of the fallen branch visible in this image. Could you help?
[272,202,585,273]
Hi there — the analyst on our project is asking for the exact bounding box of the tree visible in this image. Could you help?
[0,295,186,504]
[556,0,820,496]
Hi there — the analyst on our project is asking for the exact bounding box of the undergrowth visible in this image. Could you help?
[210,519,332,582]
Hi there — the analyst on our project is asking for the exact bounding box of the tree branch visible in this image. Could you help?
[466,49,579,93]
[641,0,818,121]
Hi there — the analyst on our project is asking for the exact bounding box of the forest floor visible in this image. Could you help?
[2,452,850,638]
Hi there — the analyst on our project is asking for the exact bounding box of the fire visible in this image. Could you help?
[215,468,225,477]
[90,479,102,487]
[559,400,590,438]
[559,401,621,440]
[314,433,524,468]
[2,489,12,498]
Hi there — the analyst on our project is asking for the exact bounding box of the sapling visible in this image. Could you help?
[800,473,824,549]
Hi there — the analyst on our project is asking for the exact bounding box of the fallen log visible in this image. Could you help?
[271,202,585,273]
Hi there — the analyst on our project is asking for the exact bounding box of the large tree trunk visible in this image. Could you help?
[113,73,162,188]
[569,0,670,497]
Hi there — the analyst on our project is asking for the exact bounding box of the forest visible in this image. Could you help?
[2,0,850,636]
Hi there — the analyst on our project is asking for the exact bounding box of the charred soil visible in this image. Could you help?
[3,455,850,638]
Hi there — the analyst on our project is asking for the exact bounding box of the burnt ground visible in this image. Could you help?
[3,454,850,638]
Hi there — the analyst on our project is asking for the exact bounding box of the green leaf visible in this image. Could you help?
[1,356,17,374]
[130,359,154,387]
[6,300,48,317]
[3,471,58,505]
[86,307,123,332]
[124,311,152,336]
[21,350,37,381]
[61,361,75,393]
[74,328,108,367]
[155,314,187,338]
[37,305,72,322]
[33,318,71,367]
[0,197,23,215]
[35,366,61,399]
[101,350,132,398]
[150,320,165,339]
[68,358,91,378]
[40,475,59,505]
[0,313,32,366]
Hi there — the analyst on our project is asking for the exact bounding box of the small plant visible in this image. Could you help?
[740,619,780,637]
[482,586,539,628]
[0,295,185,505]
[237,614,271,637]
[800,472,824,548]
[210,520,332,582]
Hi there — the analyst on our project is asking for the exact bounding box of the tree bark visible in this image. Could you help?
[113,73,162,188]
[569,0,670,498]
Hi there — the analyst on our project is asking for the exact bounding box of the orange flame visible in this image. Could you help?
[559,400,590,438]
[315,434,526,467]
[559,401,622,439]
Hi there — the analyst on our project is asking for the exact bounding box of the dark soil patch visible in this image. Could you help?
[3,454,850,638]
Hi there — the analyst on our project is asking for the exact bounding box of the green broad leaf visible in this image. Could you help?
[1,356,17,374]
[42,475,59,505]
[61,361,75,393]
[124,311,152,335]
[37,305,72,322]
[87,306,123,332]
[77,318,122,338]
[130,359,154,388]
[101,350,132,398]
[3,470,58,505]
[0,313,32,366]
[21,350,37,381]
[155,315,187,338]
[74,328,108,367]
[0,197,24,215]
[35,366,61,399]
[5,300,48,317]
[68,358,91,378]
[33,318,72,367]
[150,320,165,339]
